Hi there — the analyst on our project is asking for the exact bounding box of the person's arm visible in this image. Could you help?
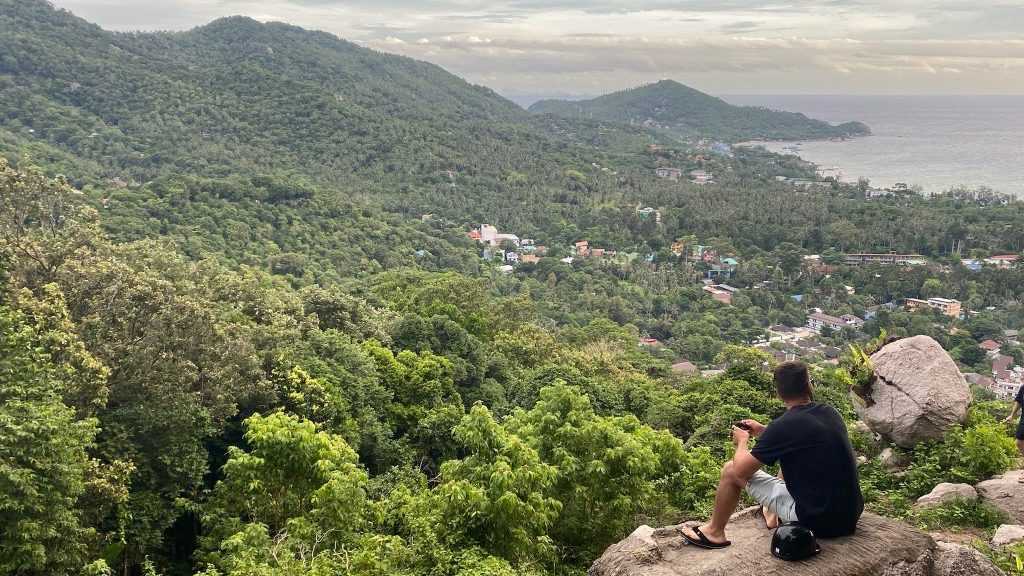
[729,425,764,484]
[1004,402,1021,424]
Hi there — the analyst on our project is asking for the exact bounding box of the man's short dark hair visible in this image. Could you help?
[774,361,811,400]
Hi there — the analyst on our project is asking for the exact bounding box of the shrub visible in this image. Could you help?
[913,498,1007,532]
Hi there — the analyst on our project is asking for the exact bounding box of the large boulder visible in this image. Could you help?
[915,483,979,509]
[587,507,1000,576]
[992,525,1024,546]
[857,336,970,446]
[978,471,1024,523]
[933,542,1003,576]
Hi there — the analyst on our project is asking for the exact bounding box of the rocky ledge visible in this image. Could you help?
[588,507,1000,576]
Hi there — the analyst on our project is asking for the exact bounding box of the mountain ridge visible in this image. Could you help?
[529,79,870,142]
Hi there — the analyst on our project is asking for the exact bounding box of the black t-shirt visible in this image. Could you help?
[1015,386,1024,409]
[750,402,864,538]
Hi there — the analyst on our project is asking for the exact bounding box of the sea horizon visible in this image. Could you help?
[721,93,1024,197]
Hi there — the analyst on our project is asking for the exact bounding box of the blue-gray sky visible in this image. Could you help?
[50,0,1024,98]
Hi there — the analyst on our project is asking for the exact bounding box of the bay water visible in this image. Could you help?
[721,94,1024,196]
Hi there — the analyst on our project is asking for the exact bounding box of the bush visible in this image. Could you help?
[912,498,1007,532]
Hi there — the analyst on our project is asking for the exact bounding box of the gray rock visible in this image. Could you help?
[879,447,909,470]
[857,336,970,447]
[915,483,979,508]
[992,524,1024,546]
[588,507,938,576]
[933,542,1004,576]
[978,471,1024,524]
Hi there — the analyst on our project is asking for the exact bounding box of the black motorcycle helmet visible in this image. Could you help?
[771,522,821,561]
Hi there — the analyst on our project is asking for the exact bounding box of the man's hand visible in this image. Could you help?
[731,425,750,447]
[1004,415,1016,425]
[740,419,767,438]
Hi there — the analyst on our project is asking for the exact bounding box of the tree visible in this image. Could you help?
[921,278,943,299]
[434,404,561,565]
[507,383,717,559]
[200,413,369,571]
[0,305,98,575]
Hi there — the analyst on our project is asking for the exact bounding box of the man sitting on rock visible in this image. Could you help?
[680,360,864,549]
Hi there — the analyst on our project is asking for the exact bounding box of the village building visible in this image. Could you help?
[655,167,683,180]
[905,297,962,318]
[521,254,539,264]
[986,255,1020,268]
[671,361,698,373]
[980,340,1002,355]
[843,252,928,265]
[479,224,498,244]
[495,233,520,247]
[690,169,713,184]
[802,309,851,332]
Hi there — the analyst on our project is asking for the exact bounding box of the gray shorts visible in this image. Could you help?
[746,470,799,523]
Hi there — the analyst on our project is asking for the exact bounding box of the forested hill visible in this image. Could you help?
[0,0,654,279]
[0,0,530,185]
[528,79,870,142]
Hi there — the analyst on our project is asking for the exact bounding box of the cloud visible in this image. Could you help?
[48,0,1024,94]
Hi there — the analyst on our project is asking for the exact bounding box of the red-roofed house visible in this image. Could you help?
[986,255,1020,269]
[980,339,1002,354]
[467,230,481,240]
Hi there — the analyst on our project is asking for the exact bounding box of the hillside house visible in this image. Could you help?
[690,170,712,184]
[671,361,698,373]
[521,254,539,264]
[844,252,928,265]
[505,252,519,264]
[768,325,801,342]
[480,224,498,244]
[703,285,733,305]
[839,314,865,328]
[978,336,1003,354]
[495,233,521,247]
[986,255,1020,268]
[806,313,847,332]
[1006,329,1020,342]
[905,297,962,318]
[575,241,590,256]
[655,167,683,180]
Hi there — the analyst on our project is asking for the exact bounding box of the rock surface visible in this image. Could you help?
[878,447,907,470]
[992,524,1024,546]
[915,483,979,508]
[589,508,959,576]
[857,336,970,447]
[933,542,1004,576]
[978,471,1024,524]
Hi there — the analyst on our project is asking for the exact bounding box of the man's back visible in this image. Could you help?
[751,402,863,537]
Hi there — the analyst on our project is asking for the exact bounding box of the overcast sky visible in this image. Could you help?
[50,0,1024,99]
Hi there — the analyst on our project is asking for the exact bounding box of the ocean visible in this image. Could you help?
[720,94,1024,197]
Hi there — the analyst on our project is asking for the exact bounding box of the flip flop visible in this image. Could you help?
[680,526,732,549]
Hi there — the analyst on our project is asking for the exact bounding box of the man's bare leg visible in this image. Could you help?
[680,460,744,544]
[762,469,783,528]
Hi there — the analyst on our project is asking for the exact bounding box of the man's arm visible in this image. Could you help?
[729,426,765,484]
[1004,401,1021,424]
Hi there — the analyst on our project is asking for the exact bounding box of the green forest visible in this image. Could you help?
[2,1,1024,575]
